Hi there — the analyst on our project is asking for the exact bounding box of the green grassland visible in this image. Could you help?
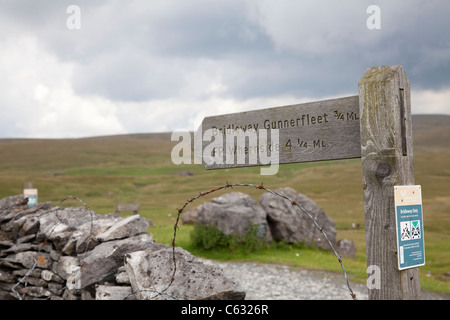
[0,115,449,294]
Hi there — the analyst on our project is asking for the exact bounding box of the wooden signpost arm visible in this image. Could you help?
[359,65,420,299]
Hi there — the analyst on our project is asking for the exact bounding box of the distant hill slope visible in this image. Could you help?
[84,114,450,152]
[412,114,450,152]
[0,114,448,170]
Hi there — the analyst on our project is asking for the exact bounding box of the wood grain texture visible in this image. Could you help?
[359,65,420,299]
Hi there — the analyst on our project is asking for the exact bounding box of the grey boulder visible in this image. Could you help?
[125,246,245,300]
[259,187,336,250]
[196,192,271,242]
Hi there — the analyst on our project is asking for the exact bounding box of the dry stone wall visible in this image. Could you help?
[0,195,245,300]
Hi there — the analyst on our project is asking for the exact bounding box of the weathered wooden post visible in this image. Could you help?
[359,65,420,299]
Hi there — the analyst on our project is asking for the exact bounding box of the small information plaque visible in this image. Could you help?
[23,188,38,207]
[394,185,425,270]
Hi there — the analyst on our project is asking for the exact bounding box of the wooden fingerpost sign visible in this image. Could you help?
[199,95,361,169]
[195,65,421,299]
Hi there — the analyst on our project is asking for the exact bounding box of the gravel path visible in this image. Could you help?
[202,259,368,300]
[202,259,449,300]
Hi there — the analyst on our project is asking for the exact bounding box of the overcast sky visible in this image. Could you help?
[0,0,449,138]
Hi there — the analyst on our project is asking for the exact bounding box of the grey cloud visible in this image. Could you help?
[71,51,186,101]
[249,0,450,93]
[5,0,449,101]
[52,1,273,101]
[0,0,449,139]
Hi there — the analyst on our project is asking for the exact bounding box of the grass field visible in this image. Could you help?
[0,115,449,294]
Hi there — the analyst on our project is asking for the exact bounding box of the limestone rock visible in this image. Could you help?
[78,233,156,289]
[6,251,52,269]
[259,187,336,250]
[53,256,80,280]
[125,246,245,300]
[336,239,357,258]
[0,194,245,300]
[196,192,271,242]
[95,214,150,242]
[181,207,198,225]
[96,285,133,300]
[0,195,29,222]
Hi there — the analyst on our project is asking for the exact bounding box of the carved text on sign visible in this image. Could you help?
[199,95,361,169]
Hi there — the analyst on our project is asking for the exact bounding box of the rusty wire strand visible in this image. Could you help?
[4,187,356,300]
[169,181,357,300]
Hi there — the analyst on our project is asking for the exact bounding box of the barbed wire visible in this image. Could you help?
[2,185,356,300]
[169,181,357,300]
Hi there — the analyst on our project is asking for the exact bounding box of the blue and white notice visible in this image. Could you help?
[394,185,425,270]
